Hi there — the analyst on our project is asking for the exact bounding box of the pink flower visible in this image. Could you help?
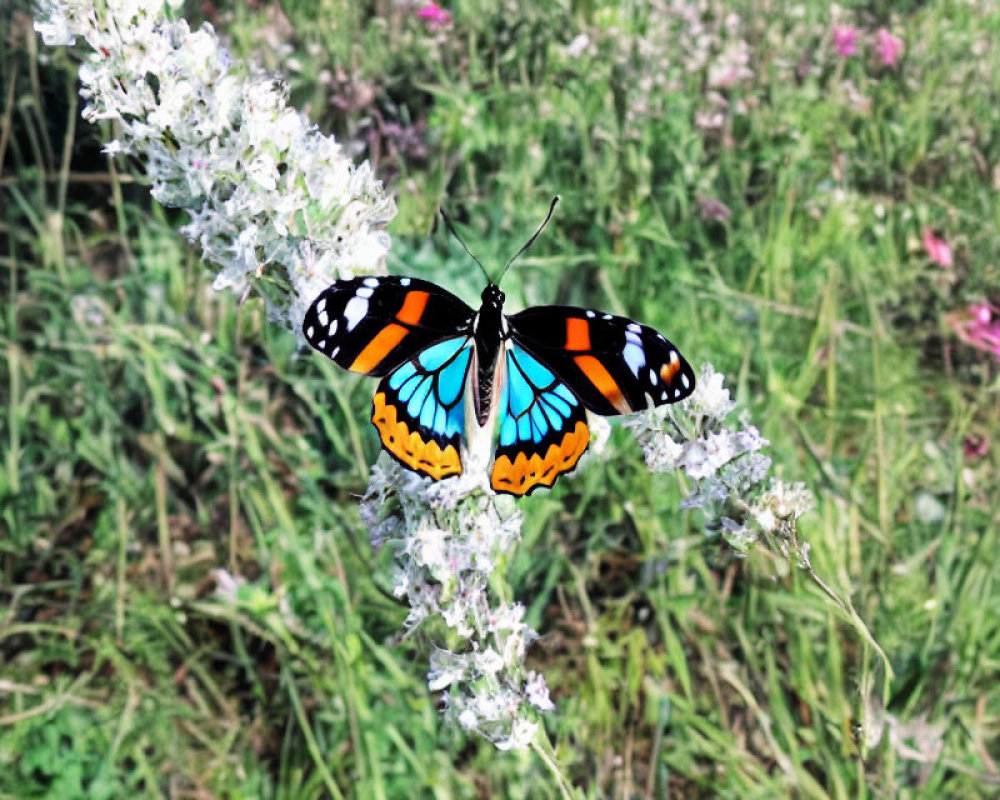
[697,196,731,222]
[964,435,988,459]
[922,228,953,268]
[416,1,451,29]
[832,25,858,57]
[948,302,1000,361]
[875,28,904,66]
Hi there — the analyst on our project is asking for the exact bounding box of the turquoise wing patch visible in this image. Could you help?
[491,345,590,496]
[372,337,472,480]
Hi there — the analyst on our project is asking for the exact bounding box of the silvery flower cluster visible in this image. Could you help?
[35,0,395,331]
[360,461,555,750]
[624,363,813,552]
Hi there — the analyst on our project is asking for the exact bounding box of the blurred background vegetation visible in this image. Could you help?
[2,0,999,797]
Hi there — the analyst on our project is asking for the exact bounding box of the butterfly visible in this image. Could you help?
[302,202,696,496]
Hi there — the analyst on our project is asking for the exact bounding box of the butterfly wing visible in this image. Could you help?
[490,344,591,496]
[303,276,475,377]
[507,306,696,416]
[373,336,473,480]
[304,276,476,480]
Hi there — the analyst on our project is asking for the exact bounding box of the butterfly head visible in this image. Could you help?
[481,283,505,310]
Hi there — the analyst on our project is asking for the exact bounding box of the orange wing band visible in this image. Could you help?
[565,317,591,351]
[349,323,408,374]
[490,420,590,496]
[659,359,680,383]
[372,392,462,480]
[395,290,430,325]
[573,355,631,414]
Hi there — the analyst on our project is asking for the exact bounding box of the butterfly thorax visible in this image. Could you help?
[472,283,506,426]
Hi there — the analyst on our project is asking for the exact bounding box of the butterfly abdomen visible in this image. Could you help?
[472,284,506,426]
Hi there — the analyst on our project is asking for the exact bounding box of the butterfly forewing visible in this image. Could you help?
[303,276,475,377]
[507,305,696,416]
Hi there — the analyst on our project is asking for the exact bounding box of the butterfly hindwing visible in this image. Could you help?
[507,306,696,416]
[373,336,473,480]
[303,276,475,377]
[490,344,591,496]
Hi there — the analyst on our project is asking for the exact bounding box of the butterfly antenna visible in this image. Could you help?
[497,195,560,284]
[439,207,492,284]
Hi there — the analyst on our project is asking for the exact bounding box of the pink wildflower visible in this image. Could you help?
[922,228,953,268]
[964,435,988,459]
[417,1,451,29]
[708,42,754,89]
[832,25,858,57]
[948,302,1000,361]
[697,196,731,222]
[875,28,904,67]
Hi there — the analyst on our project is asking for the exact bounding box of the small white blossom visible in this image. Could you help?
[760,481,814,520]
[457,708,479,730]
[688,366,736,419]
[494,718,539,751]
[34,0,76,45]
[565,33,591,58]
[214,568,245,602]
[427,649,470,691]
[753,505,778,533]
[475,648,505,675]
[525,672,556,711]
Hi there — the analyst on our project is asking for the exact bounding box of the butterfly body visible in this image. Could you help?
[303,275,695,495]
[471,283,506,427]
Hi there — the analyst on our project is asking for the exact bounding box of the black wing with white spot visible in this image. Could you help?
[303,276,476,377]
[507,305,696,416]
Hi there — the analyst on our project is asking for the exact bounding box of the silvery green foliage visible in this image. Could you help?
[624,364,813,551]
[34,0,395,331]
[360,461,554,750]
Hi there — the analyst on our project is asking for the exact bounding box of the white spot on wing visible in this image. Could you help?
[681,373,691,389]
[318,309,329,326]
[623,342,645,376]
[331,346,340,357]
[400,277,411,286]
[602,313,612,320]
[660,390,668,400]
[363,277,379,287]
[330,319,338,336]
[306,325,315,339]
[627,323,641,333]
[648,368,656,384]
[669,350,679,363]
[357,287,374,299]
[343,296,368,332]
[586,310,595,318]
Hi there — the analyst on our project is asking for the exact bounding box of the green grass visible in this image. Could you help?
[2,0,1000,797]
